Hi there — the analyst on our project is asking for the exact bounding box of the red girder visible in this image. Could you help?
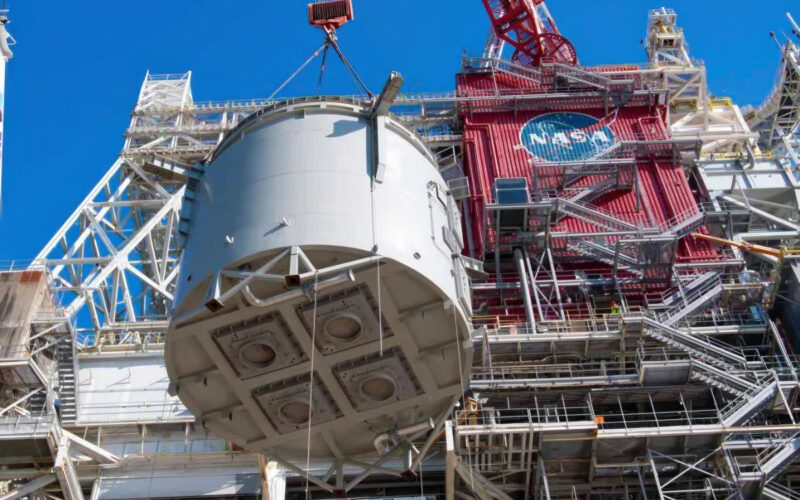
[481,0,577,66]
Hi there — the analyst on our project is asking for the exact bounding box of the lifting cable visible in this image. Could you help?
[304,272,320,500]
[267,28,373,101]
[326,31,373,99]
[268,43,328,101]
[452,302,474,491]
[316,44,330,97]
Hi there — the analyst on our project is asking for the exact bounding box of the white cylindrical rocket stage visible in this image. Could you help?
[167,98,473,459]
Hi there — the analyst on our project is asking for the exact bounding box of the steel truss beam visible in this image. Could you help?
[32,157,184,347]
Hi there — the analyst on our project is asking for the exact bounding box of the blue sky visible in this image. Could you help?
[0,0,797,260]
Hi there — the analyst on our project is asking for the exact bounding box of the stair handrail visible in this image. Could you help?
[638,314,749,367]
[756,430,800,478]
[656,273,723,323]
[762,481,800,500]
[717,371,778,424]
[461,56,545,85]
[646,271,720,309]
[690,359,756,394]
[471,358,639,383]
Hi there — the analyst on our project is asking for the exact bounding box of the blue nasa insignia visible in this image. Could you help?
[520,112,616,162]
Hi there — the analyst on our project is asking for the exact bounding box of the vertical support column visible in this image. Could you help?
[636,466,649,500]
[445,420,457,500]
[545,246,566,321]
[522,247,545,321]
[264,460,286,500]
[0,11,13,207]
[648,450,665,500]
[538,460,551,500]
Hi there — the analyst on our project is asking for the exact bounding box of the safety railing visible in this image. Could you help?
[655,201,725,236]
[471,264,634,288]
[73,399,192,424]
[458,404,596,430]
[645,271,719,309]
[758,431,800,476]
[719,373,777,424]
[461,56,645,90]
[0,344,31,359]
[458,401,792,439]
[460,394,790,442]
[546,62,640,91]
[749,54,795,128]
[0,413,55,439]
[77,329,167,350]
[480,311,636,338]
[471,359,639,386]
[656,273,723,325]
[597,408,721,431]
[475,304,664,338]
[763,481,800,500]
[750,355,800,380]
[543,193,647,232]
[0,259,38,271]
[144,72,190,81]
[731,431,800,483]
[680,308,769,331]
[635,347,691,365]
[192,98,277,111]
[626,312,750,368]
[461,56,543,84]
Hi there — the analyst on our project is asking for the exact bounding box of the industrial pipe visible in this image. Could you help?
[514,247,536,332]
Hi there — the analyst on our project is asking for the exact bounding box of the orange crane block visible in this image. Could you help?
[308,0,354,30]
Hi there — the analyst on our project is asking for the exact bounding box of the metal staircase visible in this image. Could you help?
[630,315,749,369]
[568,238,639,267]
[544,63,635,94]
[761,433,800,480]
[657,274,724,326]
[690,361,779,427]
[661,209,706,238]
[763,483,800,500]
[718,375,779,427]
[564,174,619,205]
[56,339,78,425]
[746,34,800,148]
[27,387,48,415]
[650,272,719,306]
[555,197,642,233]
[690,360,752,397]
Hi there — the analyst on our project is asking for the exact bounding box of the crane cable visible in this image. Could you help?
[304,272,320,500]
[316,44,330,97]
[268,28,373,102]
[326,32,373,99]
[268,43,328,101]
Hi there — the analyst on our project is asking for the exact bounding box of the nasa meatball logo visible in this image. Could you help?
[520,112,616,162]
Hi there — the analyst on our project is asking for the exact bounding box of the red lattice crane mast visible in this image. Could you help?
[481,0,577,66]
